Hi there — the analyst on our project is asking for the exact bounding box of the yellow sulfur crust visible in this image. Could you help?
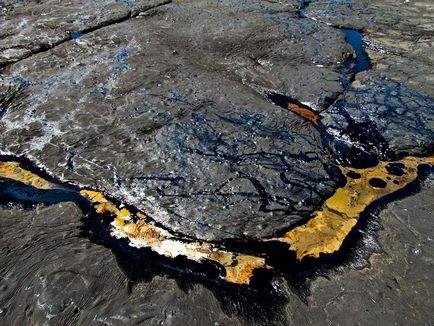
[276,156,432,260]
[80,189,269,284]
[1,156,432,284]
[0,161,54,189]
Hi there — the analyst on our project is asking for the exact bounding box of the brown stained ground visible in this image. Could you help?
[287,103,320,125]
[0,157,433,285]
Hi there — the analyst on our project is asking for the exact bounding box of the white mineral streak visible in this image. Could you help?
[110,222,210,261]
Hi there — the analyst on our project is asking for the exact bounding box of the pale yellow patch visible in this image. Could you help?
[80,189,109,203]
[223,255,270,285]
[0,161,53,189]
[276,156,431,260]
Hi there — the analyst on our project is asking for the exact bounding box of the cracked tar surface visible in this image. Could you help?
[1,0,434,325]
[1,0,351,240]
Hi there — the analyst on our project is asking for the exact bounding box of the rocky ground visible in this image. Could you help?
[0,0,433,325]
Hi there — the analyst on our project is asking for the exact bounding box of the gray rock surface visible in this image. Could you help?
[303,0,434,158]
[0,202,240,325]
[0,77,22,118]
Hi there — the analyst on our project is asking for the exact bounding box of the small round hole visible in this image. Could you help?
[386,163,405,176]
[347,171,361,179]
[369,178,387,188]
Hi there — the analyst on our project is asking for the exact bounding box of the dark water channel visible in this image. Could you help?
[342,28,371,74]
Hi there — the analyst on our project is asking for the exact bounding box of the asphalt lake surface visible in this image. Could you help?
[1,1,433,325]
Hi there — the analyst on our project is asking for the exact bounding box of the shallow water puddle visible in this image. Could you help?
[341,28,371,74]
